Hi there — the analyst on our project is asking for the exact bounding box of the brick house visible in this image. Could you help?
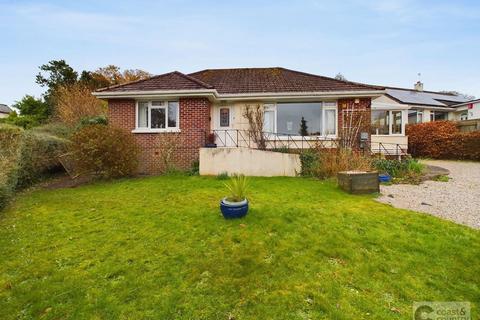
[94,67,386,174]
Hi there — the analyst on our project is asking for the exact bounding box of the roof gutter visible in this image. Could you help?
[93,89,385,101]
[92,89,217,99]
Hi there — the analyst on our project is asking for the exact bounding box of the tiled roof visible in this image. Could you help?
[96,67,382,94]
[0,104,12,114]
[188,67,381,94]
[96,71,213,92]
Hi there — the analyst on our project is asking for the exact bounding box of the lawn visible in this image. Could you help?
[0,176,479,319]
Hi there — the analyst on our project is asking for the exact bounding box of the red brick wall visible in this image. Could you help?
[337,98,372,148]
[108,97,211,175]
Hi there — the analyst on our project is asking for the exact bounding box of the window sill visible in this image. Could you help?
[372,134,405,137]
[132,128,181,134]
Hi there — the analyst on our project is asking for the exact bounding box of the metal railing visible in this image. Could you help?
[211,129,343,151]
[208,129,409,158]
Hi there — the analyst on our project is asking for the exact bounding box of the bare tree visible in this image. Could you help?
[53,83,106,125]
[243,104,266,150]
[155,133,184,173]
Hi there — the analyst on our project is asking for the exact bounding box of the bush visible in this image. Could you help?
[0,124,69,209]
[0,125,23,210]
[301,148,372,179]
[373,158,424,184]
[31,123,74,139]
[78,115,108,127]
[70,125,139,179]
[407,121,480,160]
[16,131,69,188]
[0,113,43,129]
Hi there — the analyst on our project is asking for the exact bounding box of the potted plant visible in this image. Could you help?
[205,133,217,148]
[220,174,249,219]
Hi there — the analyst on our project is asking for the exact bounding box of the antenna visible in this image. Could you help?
[417,72,422,82]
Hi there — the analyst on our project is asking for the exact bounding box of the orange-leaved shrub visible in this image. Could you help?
[70,125,139,178]
[407,121,480,160]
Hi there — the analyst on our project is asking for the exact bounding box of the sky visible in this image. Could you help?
[0,0,479,106]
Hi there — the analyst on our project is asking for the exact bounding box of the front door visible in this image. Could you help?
[214,106,236,147]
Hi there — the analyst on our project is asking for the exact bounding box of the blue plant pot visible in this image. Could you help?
[220,198,249,219]
[378,174,392,183]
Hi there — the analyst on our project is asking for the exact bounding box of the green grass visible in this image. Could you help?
[0,176,479,319]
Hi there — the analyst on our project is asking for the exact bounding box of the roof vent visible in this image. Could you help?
[414,81,424,91]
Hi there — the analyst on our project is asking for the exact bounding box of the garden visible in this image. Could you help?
[1,175,479,319]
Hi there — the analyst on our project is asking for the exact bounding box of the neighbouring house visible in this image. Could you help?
[370,82,471,153]
[0,104,12,118]
[452,98,480,121]
[93,67,387,174]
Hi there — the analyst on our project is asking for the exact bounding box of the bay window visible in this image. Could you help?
[136,100,179,131]
[371,110,404,135]
[269,102,337,137]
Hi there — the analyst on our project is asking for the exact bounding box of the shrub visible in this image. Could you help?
[78,115,108,127]
[0,113,43,129]
[301,147,372,179]
[216,172,229,180]
[31,122,74,139]
[16,131,69,188]
[187,160,199,176]
[373,158,424,184]
[407,121,480,160]
[0,125,23,210]
[0,124,70,210]
[70,125,139,179]
[300,150,319,176]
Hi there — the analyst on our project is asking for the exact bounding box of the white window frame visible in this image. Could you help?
[263,101,338,139]
[133,100,180,133]
[372,109,405,136]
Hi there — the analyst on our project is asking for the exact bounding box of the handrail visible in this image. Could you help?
[209,129,409,158]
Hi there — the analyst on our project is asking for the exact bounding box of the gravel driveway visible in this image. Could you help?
[376,160,480,229]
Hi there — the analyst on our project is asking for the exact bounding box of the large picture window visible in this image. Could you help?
[136,101,179,131]
[273,102,337,137]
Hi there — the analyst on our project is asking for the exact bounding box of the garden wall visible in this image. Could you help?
[199,147,301,176]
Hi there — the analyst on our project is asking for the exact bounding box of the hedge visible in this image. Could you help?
[407,121,480,160]
[0,124,69,210]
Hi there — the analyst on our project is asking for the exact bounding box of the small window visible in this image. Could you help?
[392,111,402,134]
[168,102,178,127]
[138,102,149,128]
[431,111,447,121]
[220,108,230,127]
[136,101,179,131]
[324,109,336,135]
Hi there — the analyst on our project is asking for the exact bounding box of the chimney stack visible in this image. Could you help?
[414,81,424,91]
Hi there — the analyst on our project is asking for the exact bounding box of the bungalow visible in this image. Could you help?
[93,67,392,174]
[0,104,12,118]
[452,98,480,121]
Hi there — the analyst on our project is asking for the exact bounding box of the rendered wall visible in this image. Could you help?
[199,147,301,177]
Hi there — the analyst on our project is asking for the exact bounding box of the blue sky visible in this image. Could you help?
[0,0,479,106]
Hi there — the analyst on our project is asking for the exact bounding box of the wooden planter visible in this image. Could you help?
[338,171,379,194]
